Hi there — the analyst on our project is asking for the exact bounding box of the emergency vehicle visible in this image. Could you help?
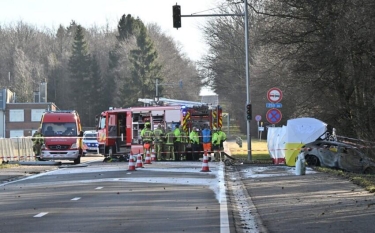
[96,98,222,157]
[39,110,84,164]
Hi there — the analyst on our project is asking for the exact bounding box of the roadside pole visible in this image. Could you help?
[173,0,251,160]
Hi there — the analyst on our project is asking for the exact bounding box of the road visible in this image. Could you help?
[0,155,235,233]
[232,164,375,233]
[3,155,375,233]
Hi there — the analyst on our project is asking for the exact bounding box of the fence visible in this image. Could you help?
[0,137,35,163]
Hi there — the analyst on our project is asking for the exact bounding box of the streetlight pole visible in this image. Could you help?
[244,0,252,161]
[173,1,252,160]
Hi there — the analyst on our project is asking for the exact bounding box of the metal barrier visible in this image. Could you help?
[0,137,34,163]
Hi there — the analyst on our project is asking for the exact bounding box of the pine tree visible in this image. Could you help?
[68,24,91,125]
[103,48,119,108]
[89,54,104,126]
[117,14,136,41]
[127,24,162,105]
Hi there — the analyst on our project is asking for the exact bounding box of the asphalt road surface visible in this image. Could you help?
[3,155,375,233]
[0,156,234,233]
[232,164,375,233]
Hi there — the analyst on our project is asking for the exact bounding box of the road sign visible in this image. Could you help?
[255,115,262,122]
[267,87,283,103]
[266,108,282,124]
[266,103,282,108]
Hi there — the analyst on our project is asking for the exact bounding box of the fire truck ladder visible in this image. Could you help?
[138,98,212,108]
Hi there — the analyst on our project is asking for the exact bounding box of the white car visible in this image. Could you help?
[83,131,99,156]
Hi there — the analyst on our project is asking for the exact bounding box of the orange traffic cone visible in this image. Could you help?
[151,149,156,162]
[136,150,144,168]
[200,151,211,172]
[127,152,136,171]
[144,149,152,164]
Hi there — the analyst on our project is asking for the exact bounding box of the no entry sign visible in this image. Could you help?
[267,87,283,103]
[266,108,282,124]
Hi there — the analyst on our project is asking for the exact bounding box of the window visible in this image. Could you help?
[31,109,45,122]
[9,109,24,122]
[10,130,24,138]
[42,123,77,137]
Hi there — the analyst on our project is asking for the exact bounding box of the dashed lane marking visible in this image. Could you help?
[34,212,48,217]
[71,197,81,201]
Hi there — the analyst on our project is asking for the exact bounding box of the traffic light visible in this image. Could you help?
[246,104,252,121]
[173,5,181,29]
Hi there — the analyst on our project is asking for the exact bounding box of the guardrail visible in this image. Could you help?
[0,137,35,163]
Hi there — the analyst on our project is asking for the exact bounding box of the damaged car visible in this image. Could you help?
[300,140,375,174]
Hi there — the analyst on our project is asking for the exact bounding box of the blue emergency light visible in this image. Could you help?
[181,106,187,116]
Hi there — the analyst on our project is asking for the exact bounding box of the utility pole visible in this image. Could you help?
[172,0,252,160]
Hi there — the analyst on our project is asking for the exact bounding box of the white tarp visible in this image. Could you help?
[286,117,327,143]
[277,126,287,159]
[267,117,328,165]
[267,126,287,163]
[267,127,278,158]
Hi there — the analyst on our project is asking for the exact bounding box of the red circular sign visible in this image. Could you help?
[266,108,282,124]
[267,88,283,103]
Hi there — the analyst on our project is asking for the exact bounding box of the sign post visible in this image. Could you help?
[255,115,262,140]
[258,122,264,140]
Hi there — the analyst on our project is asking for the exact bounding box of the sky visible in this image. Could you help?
[0,0,220,95]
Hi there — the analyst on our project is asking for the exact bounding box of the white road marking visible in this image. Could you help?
[34,212,48,217]
[71,197,81,201]
[95,187,103,189]
[218,163,230,233]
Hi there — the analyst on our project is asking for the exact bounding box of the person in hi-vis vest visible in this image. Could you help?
[201,125,212,155]
[164,127,175,160]
[153,124,164,160]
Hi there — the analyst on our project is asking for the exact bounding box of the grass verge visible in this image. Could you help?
[0,163,19,169]
[226,139,273,163]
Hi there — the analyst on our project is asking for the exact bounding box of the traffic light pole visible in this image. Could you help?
[173,0,252,161]
[244,0,252,161]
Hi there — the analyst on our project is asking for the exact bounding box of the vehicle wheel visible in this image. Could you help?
[364,167,375,174]
[74,156,81,164]
[305,155,320,166]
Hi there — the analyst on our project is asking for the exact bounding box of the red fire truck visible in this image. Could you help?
[96,99,222,158]
[39,110,84,164]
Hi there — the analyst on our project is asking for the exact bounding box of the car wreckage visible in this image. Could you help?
[300,140,375,174]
